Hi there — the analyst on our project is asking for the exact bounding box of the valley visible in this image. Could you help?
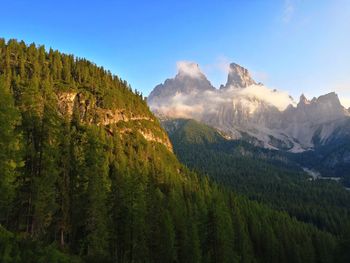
[2,1,350,262]
[148,62,350,185]
[0,40,349,263]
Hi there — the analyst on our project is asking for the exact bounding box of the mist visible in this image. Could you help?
[149,84,296,120]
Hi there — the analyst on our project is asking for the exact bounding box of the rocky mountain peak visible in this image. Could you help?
[298,94,310,106]
[147,61,215,108]
[148,62,350,152]
[297,92,343,110]
[316,92,341,106]
[173,62,212,90]
[222,62,257,89]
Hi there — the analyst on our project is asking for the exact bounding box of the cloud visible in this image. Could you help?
[176,61,203,78]
[334,83,350,108]
[340,98,350,108]
[282,0,295,23]
[149,84,295,122]
[238,85,296,110]
[152,91,205,119]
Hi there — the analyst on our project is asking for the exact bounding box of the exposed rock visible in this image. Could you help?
[148,62,215,108]
[57,91,172,152]
[139,130,173,151]
[222,63,256,89]
[148,62,350,152]
[57,92,77,116]
[99,109,153,126]
[298,94,310,106]
[281,92,349,147]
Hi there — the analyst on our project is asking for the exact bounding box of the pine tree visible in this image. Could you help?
[0,77,21,225]
[84,128,109,261]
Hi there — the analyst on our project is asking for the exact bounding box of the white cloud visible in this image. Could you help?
[150,84,295,122]
[237,85,296,110]
[334,83,350,108]
[153,92,205,119]
[340,98,350,108]
[176,61,202,78]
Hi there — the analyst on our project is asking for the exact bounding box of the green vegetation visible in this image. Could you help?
[293,138,350,186]
[166,118,350,257]
[0,39,345,262]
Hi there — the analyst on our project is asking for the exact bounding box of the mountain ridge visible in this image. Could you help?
[222,62,257,89]
[1,38,349,263]
[148,61,350,152]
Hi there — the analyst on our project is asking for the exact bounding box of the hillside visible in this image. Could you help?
[0,39,346,263]
[164,118,350,235]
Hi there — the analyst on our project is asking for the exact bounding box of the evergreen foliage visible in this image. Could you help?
[0,39,344,262]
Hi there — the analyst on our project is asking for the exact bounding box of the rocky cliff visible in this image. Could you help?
[147,61,349,152]
[58,91,173,152]
[222,63,257,89]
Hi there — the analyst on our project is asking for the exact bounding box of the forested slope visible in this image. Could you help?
[165,119,350,252]
[0,39,345,262]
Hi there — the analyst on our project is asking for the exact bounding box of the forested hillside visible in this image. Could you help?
[165,118,350,255]
[293,139,350,186]
[0,39,346,262]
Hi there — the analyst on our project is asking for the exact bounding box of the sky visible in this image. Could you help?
[1,0,350,107]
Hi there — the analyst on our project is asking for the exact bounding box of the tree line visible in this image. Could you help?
[0,39,344,262]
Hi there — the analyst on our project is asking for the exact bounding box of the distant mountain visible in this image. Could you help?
[148,61,350,152]
[1,39,348,262]
[221,62,257,89]
[281,93,350,148]
[148,62,215,119]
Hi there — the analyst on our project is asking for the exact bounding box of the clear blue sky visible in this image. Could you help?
[1,0,349,106]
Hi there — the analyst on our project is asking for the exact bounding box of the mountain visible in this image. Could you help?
[281,93,350,148]
[148,62,216,120]
[2,39,346,262]
[222,62,257,89]
[148,61,350,153]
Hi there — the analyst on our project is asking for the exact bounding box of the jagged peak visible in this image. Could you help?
[316,92,341,105]
[222,62,257,89]
[297,92,343,109]
[298,94,310,106]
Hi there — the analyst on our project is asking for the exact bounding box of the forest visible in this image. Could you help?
[0,39,348,263]
[166,119,350,256]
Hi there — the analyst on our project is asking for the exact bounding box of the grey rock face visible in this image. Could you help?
[148,62,350,151]
[280,92,349,147]
[222,63,256,89]
[148,63,215,107]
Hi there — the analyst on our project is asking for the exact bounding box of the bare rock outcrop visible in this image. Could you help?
[57,91,172,151]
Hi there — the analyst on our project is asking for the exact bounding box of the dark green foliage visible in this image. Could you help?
[166,119,350,235]
[293,137,350,184]
[0,39,343,262]
[0,76,21,225]
[0,225,81,263]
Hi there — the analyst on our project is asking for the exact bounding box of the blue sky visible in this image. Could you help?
[1,0,350,106]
